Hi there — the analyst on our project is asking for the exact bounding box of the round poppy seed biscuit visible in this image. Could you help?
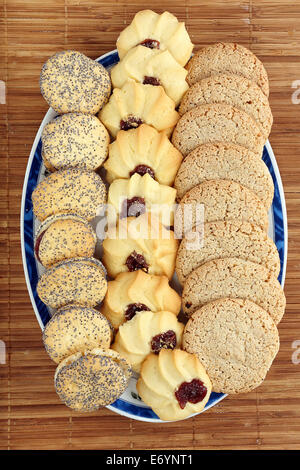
[182,257,286,324]
[175,179,269,234]
[43,305,113,364]
[183,298,280,394]
[176,220,281,285]
[32,168,107,222]
[171,103,265,157]
[37,257,107,309]
[186,42,269,96]
[40,50,111,114]
[174,142,274,209]
[179,74,272,138]
[34,214,96,268]
[41,113,109,171]
[54,348,132,411]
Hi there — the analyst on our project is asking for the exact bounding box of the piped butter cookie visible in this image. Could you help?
[102,270,181,329]
[104,124,182,186]
[112,310,184,373]
[116,10,193,67]
[41,113,109,171]
[54,348,131,411]
[40,50,111,114]
[183,298,279,394]
[137,349,212,421]
[99,80,179,138]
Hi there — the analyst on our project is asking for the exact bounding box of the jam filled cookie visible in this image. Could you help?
[41,113,109,171]
[99,80,179,138]
[172,103,265,157]
[37,257,107,309]
[32,168,106,222]
[183,298,279,394]
[102,213,179,280]
[186,42,269,96]
[111,45,188,106]
[102,270,181,329]
[54,348,131,411]
[107,173,177,226]
[104,124,182,186]
[40,50,111,114]
[175,220,281,285]
[137,349,212,421]
[34,214,96,268]
[182,257,286,324]
[116,10,193,67]
[43,305,112,363]
[174,142,274,209]
[112,310,184,373]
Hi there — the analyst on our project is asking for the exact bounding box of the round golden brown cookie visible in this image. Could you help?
[54,348,131,411]
[102,270,181,329]
[137,349,212,421]
[43,305,112,363]
[32,168,106,222]
[186,42,269,96]
[116,10,193,67]
[175,220,281,285]
[104,124,182,186]
[107,173,177,227]
[182,257,286,324]
[183,298,279,394]
[171,103,265,157]
[34,214,96,268]
[99,80,179,138]
[174,179,269,235]
[174,142,274,209]
[102,213,179,280]
[179,74,272,138]
[111,45,188,106]
[40,50,111,114]
[37,257,107,309]
[112,310,184,373]
[41,113,109,171]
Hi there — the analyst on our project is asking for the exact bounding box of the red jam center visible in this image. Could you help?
[151,330,177,354]
[120,116,143,131]
[140,39,160,50]
[143,76,161,86]
[124,303,150,321]
[129,165,155,179]
[34,230,46,264]
[175,379,207,410]
[125,251,149,273]
[120,197,146,219]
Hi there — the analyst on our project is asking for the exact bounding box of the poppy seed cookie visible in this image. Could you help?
[175,179,269,235]
[32,168,107,222]
[175,220,281,285]
[41,113,109,171]
[182,257,286,324]
[183,298,279,394]
[40,50,111,114]
[186,42,269,96]
[171,103,265,157]
[54,348,131,411]
[179,74,272,138]
[174,143,274,209]
[43,305,113,363]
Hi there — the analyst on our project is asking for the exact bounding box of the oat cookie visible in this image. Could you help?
[174,143,274,209]
[182,257,286,324]
[186,42,269,96]
[183,298,279,394]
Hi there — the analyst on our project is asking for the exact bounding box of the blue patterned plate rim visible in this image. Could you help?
[20,49,288,423]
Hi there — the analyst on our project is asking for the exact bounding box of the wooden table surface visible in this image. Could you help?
[1,0,300,450]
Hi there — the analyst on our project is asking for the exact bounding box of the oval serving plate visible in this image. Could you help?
[21,49,288,423]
